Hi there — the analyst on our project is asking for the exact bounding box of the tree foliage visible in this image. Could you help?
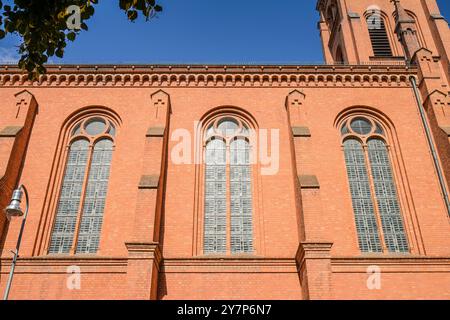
[0,0,163,79]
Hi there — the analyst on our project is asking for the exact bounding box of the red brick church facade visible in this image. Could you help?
[0,0,449,299]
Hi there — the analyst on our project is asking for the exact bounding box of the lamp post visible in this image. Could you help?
[3,184,29,300]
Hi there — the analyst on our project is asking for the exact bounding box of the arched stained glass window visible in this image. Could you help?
[204,138,227,254]
[49,116,116,254]
[204,116,254,255]
[367,139,409,252]
[76,139,114,254]
[230,138,253,254]
[341,116,409,253]
[344,139,382,252]
[48,139,89,254]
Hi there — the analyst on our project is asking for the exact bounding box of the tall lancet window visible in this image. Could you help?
[49,116,116,254]
[204,117,253,255]
[366,13,393,57]
[341,117,409,253]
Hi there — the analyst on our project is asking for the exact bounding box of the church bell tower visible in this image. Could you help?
[316,0,449,68]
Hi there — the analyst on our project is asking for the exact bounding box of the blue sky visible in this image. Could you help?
[0,0,449,64]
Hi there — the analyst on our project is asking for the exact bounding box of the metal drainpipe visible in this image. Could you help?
[410,76,450,218]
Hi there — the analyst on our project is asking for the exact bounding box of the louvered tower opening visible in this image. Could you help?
[367,15,393,57]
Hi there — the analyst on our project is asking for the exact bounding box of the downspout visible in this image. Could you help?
[410,76,450,217]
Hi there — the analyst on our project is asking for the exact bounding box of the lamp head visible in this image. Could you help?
[4,189,24,220]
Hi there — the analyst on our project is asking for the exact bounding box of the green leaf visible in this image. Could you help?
[67,32,76,41]
[55,48,64,58]
[127,10,138,21]
[3,0,163,79]
[135,0,145,11]
[119,0,128,10]
[85,5,95,16]
[37,65,46,75]
[123,0,132,11]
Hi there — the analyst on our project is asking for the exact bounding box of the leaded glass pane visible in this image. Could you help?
[341,124,350,135]
[368,139,409,253]
[72,124,81,136]
[204,138,227,254]
[241,124,249,135]
[351,118,373,135]
[84,118,106,136]
[49,139,89,254]
[230,139,253,254]
[375,123,384,135]
[217,118,239,137]
[344,139,382,253]
[107,122,116,137]
[205,125,215,138]
[76,139,113,254]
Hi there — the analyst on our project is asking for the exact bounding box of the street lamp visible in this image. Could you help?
[3,184,29,300]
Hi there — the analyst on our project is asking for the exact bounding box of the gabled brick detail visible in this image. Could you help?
[298,175,320,189]
[292,126,311,137]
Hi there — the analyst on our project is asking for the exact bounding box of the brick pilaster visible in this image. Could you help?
[286,91,334,300]
[125,242,162,300]
[296,242,333,300]
[285,90,307,241]
[0,90,38,248]
[125,90,171,300]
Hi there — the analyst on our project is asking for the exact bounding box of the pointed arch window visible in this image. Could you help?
[49,116,116,254]
[341,116,409,253]
[366,13,393,57]
[203,116,253,255]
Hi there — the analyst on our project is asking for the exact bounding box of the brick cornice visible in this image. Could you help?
[162,257,297,273]
[0,64,417,88]
[296,242,334,266]
[331,256,450,273]
[0,256,128,273]
[125,242,162,267]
